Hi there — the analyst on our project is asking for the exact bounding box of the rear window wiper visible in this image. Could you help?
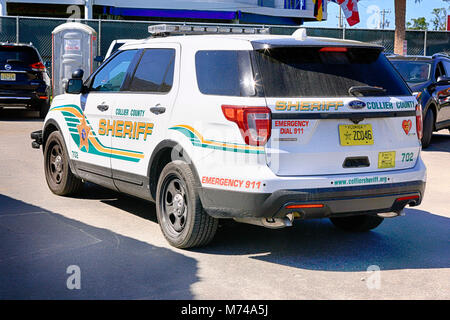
[6,59,24,65]
[349,86,387,97]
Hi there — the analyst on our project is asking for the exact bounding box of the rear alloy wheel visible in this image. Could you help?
[156,160,218,249]
[330,215,384,232]
[421,108,434,149]
[44,131,83,195]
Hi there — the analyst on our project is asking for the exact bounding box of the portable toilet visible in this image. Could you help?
[51,22,97,97]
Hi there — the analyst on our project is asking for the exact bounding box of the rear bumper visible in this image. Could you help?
[200,180,425,219]
[0,91,49,108]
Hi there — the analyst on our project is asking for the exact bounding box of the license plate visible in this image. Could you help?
[339,124,374,146]
[1,73,16,81]
[378,151,396,169]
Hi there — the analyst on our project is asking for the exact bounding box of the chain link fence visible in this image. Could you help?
[0,16,449,67]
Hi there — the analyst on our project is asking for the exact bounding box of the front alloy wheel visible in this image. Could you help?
[44,131,83,195]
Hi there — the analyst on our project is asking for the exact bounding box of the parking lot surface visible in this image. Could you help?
[0,109,449,299]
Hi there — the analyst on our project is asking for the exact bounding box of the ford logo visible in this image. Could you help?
[4,64,11,70]
[348,100,366,109]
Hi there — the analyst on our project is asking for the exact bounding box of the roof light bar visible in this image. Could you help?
[148,24,269,36]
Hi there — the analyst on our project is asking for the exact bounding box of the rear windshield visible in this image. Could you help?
[254,47,411,97]
[0,46,40,64]
[390,60,432,84]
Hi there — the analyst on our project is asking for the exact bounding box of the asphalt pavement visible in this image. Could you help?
[0,109,449,300]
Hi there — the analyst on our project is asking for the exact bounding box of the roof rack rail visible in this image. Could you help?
[148,24,270,37]
[432,52,450,59]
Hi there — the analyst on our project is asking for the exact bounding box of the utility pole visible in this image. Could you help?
[380,9,391,29]
[337,6,344,28]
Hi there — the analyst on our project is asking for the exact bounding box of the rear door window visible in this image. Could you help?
[128,48,175,93]
[195,50,256,96]
[253,47,411,97]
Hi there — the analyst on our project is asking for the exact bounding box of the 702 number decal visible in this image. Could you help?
[401,152,414,162]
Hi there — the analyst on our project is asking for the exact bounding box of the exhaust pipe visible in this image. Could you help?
[377,211,405,218]
[234,213,294,229]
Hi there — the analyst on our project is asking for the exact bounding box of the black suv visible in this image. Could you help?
[389,53,450,148]
[0,43,50,118]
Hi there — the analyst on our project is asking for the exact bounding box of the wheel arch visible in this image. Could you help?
[42,118,78,176]
[147,140,202,200]
[42,119,62,153]
[424,101,437,131]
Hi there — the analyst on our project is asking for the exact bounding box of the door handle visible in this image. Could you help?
[97,104,109,112]
[150,105,166,115]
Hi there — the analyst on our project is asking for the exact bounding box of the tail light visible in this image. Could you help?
[416,104,423,141]
[30,62,46,72]
[221,105,271,146]
[319,47,348,52]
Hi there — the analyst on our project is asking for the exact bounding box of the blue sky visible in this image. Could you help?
[304,0,449,29]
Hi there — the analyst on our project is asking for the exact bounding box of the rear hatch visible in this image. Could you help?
[252,46,420,176]
[0,45,44,92]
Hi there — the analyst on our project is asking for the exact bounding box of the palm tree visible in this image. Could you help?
[394,0,422,55]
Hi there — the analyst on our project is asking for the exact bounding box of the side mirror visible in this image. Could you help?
[436,76,450,86]
[72,69,84,80]
[66,78,84,94]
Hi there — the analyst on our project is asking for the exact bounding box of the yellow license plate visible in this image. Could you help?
[339,124,374,146]
[378,151,396,169]
[1,73,16,81]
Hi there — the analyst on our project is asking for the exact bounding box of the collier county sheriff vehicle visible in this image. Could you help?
[31,25,427,249]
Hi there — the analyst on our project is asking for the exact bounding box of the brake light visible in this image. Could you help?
[319,47,348,52]
[416,104,423,141]
[396,195,419,202]
[30,62,45,71]
[221,105,271,146]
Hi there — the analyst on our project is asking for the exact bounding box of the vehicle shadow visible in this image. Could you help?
[0,194,197,299]
[73,182,158,222]
[55,183,450,273]
[0,108,42,121]
[425,132,450,153]
[196,208,450,272]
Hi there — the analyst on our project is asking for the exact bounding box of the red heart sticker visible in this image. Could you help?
[402,119,412,135]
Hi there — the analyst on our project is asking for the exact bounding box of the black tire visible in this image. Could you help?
[44,131,83,196]
[39,101,50,119]
[156,160,218,249]
[329,215,384,232]
[421,108,434,149]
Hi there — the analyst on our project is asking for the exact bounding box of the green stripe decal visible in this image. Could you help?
[169,125,264,154]
[53,104,143,162]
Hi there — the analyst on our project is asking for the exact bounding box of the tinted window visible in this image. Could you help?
[91,49,137,92]
[435,62,445,79]
[195,50,256,96]
[128,48,175,93]
[0,46,40,64]
[390,60,432,84]
[442,60,450,77]
[254,47,411,97]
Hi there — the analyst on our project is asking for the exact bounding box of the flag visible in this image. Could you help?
[313,0,324,21]
[329,0,360,26]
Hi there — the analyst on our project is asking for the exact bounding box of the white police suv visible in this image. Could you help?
[31,25,426,248]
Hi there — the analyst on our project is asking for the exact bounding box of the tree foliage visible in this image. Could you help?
[406,17,428,30]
